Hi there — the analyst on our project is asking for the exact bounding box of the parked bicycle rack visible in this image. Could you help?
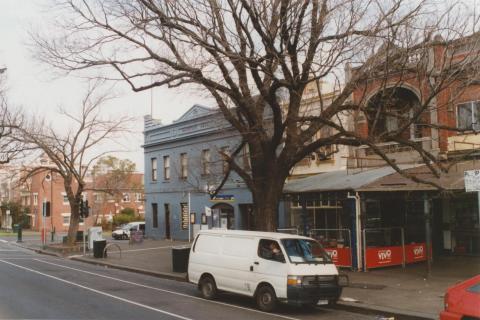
[103,243,122,259]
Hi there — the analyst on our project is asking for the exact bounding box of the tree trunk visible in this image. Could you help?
[251,175,285,232]
[66,197,81,246]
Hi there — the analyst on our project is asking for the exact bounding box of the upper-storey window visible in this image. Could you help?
[151,157,157,182]
[242,145,251,170]
[201,149,210,175]
[457,101,480,131]
[180,153,188,179]
[221,147,230,174]
[163,155,170,180]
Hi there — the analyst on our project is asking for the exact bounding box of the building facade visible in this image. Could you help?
[282,33,480,271]
[143,106,257,240]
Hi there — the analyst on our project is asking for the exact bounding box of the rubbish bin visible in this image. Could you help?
[172,246,191,273]
[93,240,107,258]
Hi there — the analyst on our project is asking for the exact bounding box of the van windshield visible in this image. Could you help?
[281,239,332,264]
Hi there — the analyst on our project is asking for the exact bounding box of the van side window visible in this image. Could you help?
[258,239,285,263]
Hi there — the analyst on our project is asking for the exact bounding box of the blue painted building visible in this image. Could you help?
[143,105,278,240]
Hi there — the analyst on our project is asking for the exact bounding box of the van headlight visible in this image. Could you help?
[287,275,302,286]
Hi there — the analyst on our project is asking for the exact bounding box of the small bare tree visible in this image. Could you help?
[0,71,28,164]
[17,85,131,245]
[32,0,480,231]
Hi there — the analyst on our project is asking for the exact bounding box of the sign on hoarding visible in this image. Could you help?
[324,248,352,268]
[464,170,480,192]
[365,246,403,269]
[405,243,427,264]
[180,203,189,230]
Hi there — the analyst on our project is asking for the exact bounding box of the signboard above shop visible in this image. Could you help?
[210,194,235,202]
[464,170,480,192]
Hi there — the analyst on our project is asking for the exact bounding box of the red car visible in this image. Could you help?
[440,275,480,320]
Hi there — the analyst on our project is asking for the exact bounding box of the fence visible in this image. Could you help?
[309,228,353,269]
[362,227,427,270]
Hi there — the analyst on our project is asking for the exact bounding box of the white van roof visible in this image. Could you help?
[197,229,311,240]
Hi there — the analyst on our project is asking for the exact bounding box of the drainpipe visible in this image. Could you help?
[347,192,362,271]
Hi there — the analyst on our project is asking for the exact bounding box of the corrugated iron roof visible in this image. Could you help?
[284,166,414,193]
[284,161,480,193]
[357,160,479,192]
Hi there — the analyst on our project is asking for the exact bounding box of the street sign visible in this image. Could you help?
[464,170,480,192]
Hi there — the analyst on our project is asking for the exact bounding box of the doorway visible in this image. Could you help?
[239,204,255,230]
[164,203,171,239]
[211,203,235,229]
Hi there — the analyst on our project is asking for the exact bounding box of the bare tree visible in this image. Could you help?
[17,85,131,244]
[0,71,28,164]
[32,0,480,231]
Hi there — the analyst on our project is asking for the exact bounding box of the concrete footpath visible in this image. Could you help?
[5,232,479,319]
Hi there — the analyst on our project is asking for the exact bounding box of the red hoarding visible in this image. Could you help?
[405,243,427,264]
[324,248,352,267]
[366,246,403,269]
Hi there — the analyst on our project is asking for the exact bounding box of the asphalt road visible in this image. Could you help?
[0,240,392,320]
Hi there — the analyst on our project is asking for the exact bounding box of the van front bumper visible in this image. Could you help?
[286,277,342,305]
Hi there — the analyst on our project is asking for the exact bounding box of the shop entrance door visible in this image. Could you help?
[211,203,235,229]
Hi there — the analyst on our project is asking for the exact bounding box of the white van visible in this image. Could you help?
[112,222,145,240]
[188,230,346,312]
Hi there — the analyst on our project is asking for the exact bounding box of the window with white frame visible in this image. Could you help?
[135,193,142,202]
[163,155,170,180]
[201,149,211,175]
[122,193,130,202]
[33,193,38,206]
[242,145,251,170]
[62,213,71,226]
[221,146,230,174]
[94,193,102,203]
[151,157,158,181]
[62,193,69,204]
[180,153,188,179]
[457,101,480,131]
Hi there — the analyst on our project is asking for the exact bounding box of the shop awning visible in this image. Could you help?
[357,161,477,192]
[284,165,415,193]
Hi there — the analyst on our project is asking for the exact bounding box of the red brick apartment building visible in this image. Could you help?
[16,163,144,233]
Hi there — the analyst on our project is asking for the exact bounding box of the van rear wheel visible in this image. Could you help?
[199,276,217,300]
[256,285,277,312]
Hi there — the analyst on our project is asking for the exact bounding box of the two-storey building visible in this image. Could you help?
[143,106,258,240]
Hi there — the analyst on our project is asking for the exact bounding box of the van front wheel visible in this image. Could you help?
[256,285,277,312]
[199,276,217,300]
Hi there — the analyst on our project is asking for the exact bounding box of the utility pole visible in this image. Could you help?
[424,193,432,277]
[188,192,191,242]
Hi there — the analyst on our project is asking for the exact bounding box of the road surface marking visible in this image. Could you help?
[0,239,8,243]
[35,259,301,320]
[0,259,193,320]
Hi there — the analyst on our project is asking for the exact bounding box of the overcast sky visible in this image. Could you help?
[0,0,209,172]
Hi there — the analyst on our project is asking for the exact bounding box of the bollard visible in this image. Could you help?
[51,227,55,242]
[17,225,22,243]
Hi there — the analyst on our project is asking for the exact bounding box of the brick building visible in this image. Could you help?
[14,156,144,233]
